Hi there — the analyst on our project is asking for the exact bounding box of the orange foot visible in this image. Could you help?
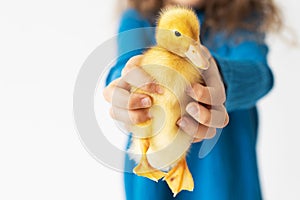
[164,158,194,197]
[133,155,166,182]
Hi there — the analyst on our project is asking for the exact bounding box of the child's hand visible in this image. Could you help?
[177,46,229,143]
[103,55,163,125]
[103,51,229,143]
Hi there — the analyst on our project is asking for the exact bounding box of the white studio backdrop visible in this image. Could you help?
[0,0,299,200]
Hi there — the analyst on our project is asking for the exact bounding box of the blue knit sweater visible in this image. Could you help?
[106,8,273,200]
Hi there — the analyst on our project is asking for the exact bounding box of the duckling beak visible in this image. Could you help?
[184,43,210,70]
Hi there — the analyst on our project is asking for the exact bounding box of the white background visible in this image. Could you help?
[0,0,300,199]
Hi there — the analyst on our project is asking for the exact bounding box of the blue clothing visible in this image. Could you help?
[106,9,273,200]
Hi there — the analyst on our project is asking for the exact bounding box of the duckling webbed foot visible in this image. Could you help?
[133,139,166,182]
[164,158,194,197]
[133,155,166,182]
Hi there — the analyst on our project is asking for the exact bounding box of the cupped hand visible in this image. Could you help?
[103,55,163,125]
[177,46,229,143]
[103,50,229,143]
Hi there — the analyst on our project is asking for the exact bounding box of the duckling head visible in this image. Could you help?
[156,7,209,69]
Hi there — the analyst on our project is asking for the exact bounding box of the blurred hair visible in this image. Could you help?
[128,0,282,33]
[128,0,163,21]
[203,0,282,33]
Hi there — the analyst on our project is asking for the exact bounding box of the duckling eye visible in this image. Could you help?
[174,30,181,37]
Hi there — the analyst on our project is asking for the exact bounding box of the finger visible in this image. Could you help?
[103,78,129,103]
[104,81,153,109]
[177,116,217,141]
[110,107,151,125]
[121,55,144,76]
[103,78,130,102]
[122,66,163,94]
[199,45,212,70]
[200,45,215,63]
[186,83,226,106]
[122,55,163,94]
[111,89,153,110]
[186,102,229,128]
[121,55,163,94]
[199,56,226,105]
[203,56,224,86]
[193,137,205,143]
[113,78,131,91]
[103,76,157,110]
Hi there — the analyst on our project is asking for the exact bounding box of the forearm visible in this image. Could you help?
[214,56,274,112]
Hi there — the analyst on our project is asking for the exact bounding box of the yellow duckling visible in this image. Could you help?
[128,7,210,196]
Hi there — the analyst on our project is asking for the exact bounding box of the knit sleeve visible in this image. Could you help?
[213,37,274,112]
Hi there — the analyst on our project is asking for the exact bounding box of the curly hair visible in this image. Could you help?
[128,0,282,33]
[203,0,282,33]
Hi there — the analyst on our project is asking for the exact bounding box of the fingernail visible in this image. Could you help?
[187,104,198,115]
[141,97,151,107]
[177,118,187,128]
